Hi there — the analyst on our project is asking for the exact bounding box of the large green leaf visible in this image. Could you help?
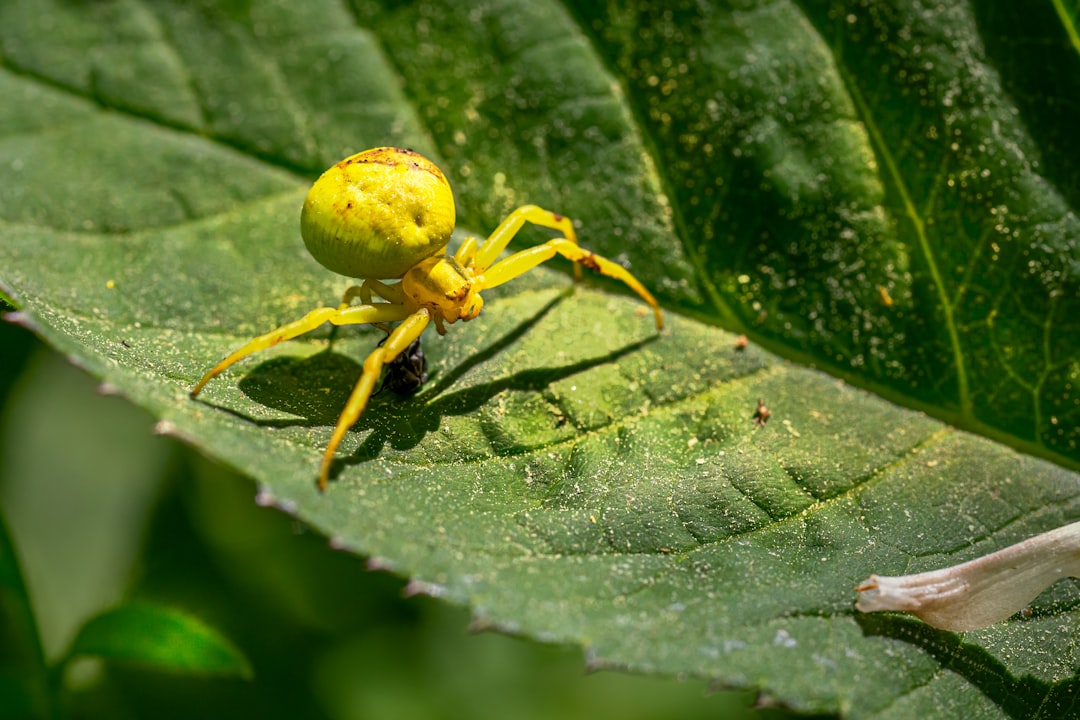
[2,1,1079,717]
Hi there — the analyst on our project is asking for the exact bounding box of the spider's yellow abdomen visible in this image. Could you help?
[300,147,456,279]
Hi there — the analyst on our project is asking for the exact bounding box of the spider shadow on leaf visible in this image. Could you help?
[233,351,362,426]
[230,290,570,428]
[329,286,659,474]
[216,288,657,476]
[338,330,657,471]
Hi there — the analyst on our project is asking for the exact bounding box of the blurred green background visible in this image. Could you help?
[0,317,819,719]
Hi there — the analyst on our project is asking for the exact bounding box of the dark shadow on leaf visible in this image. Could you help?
[194,351,363,429]
[222,290,572,428]
[237,352,364,425]
[197,287,660,482]
[855,613,1080,719]
[336,333,657,470]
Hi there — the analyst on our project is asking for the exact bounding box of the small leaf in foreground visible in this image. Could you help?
[67,603,251,679]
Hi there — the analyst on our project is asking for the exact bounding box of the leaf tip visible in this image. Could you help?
[467,614,499,634]
[365,555,396,572]
[581,646,631,675]
[582,647,604,674]
[152,419,179,437]
[97,380,125,398]
[2,310,36,331]
[403,578,448,599]
[254,487,298,515]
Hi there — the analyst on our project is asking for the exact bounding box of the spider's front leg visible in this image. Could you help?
[467,205,582,281]
[464,204,660,328]
[319,308,432,491]
[479,238,663,330]
[190,303,411,397]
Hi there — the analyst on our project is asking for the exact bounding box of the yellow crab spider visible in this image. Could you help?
[190,147,663,491]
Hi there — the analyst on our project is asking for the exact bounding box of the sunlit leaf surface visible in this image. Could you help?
[3,1,1079,716]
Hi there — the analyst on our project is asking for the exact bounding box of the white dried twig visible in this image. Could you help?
[856,520,1080,631]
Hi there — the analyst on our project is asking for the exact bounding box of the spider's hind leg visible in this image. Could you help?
[338,279,405,309]
[328,280,407,343]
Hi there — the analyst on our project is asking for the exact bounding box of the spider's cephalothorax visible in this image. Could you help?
[190,147,662,491]
[401,255,484,333]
